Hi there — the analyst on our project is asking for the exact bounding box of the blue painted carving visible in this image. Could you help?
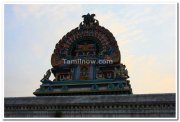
[117,83,124,89]
[61,85,68,91]
[91,84,98,91]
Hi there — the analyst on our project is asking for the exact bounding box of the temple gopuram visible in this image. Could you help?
[4,14,176,118]
[33,13,132,96]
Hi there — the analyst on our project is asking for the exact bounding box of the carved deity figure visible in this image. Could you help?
[115,64,129,79]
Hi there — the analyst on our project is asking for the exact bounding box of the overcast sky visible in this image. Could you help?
[4,4,177,97]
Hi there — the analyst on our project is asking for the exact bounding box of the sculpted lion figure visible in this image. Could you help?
[41,69,51,81]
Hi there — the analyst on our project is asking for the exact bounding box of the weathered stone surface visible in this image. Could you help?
[4,93,175,118]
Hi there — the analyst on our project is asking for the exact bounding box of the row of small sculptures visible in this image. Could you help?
[41,64,129,82]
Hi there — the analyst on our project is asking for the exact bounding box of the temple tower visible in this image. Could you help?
[34,13,132,96]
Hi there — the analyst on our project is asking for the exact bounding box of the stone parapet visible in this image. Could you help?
[4,93,176,118]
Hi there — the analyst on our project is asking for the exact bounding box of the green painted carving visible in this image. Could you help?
[107,84,115,90]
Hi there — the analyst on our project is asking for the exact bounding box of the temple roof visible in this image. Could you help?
[51,13,121,67]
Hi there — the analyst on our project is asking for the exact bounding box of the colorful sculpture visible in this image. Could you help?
[34,14,132,96]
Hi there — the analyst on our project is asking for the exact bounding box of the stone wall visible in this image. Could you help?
[4,93,176,118]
